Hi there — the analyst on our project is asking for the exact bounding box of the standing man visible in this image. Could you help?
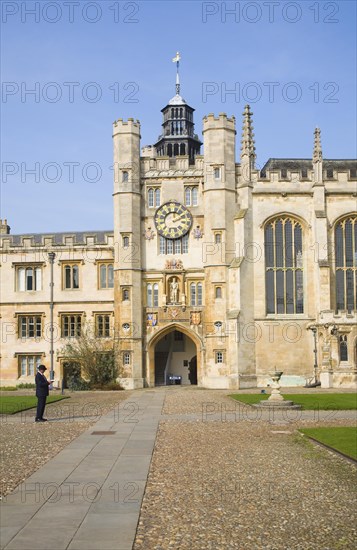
[35,365,53,422]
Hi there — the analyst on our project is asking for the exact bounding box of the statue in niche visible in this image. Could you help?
[170,277,179,303]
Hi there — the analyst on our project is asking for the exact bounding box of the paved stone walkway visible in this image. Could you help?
[1,388,356,550]
[0,390,164,550]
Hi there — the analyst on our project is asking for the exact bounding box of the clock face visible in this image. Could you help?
[154,201,192,239]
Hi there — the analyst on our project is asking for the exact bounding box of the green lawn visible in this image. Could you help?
[0,395,69,415]
[229,393,357,410]
[299,427,357,460]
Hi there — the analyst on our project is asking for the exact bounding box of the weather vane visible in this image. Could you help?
[172,51,181,95]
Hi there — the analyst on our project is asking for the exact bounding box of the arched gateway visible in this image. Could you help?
[146,324,203,387]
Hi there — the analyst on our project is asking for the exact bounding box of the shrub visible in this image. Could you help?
[17,383,36,389]
[91,381,123,391]
[67,376,91,392]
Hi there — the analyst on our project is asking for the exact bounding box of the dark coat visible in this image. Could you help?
[35,372,49,397]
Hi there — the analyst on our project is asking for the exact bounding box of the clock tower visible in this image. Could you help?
[154,52,202,164]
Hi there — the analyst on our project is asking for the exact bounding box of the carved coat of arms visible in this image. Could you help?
[147,313,157,326]
[190,312,201,325]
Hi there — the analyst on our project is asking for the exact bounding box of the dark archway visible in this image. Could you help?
[149,327,200,387]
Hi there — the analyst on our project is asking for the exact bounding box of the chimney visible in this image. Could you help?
[0,219,11,235]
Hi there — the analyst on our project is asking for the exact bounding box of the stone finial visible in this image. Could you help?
[313,127,322,163]
[0,219,10,235]
[240,104,256,167]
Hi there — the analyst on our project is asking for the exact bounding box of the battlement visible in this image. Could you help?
[202,112,236,132]
[113,118,141,136]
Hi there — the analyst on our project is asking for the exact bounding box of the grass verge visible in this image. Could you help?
[229,393,357,410]
[0,395,70,414]
[299,427,357,460]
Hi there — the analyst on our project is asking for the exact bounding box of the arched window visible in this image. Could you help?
[265,217,303,314]
[215,233,222,244]
[64,264,79,290]
[148,188,154,207]
[339,335,348,361]
[174,144,179,156]
[192,187,198,206]
[215,286,222,299]
[167,144,173,157]
[180,143,185,155]
[335,216,356,311]
[153,283,159,307]
[122,288,130,301]
[99,263,114,289]
[155,188,161,207]
[185,187,191,206]
[147,284,152,307]
[190,282,203,306]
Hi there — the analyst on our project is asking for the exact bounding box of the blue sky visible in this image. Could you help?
[1,0,356,233]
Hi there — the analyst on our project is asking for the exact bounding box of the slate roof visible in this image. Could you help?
[0,230,114,246]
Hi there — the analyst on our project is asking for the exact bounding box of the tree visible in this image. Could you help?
[60,325,118,386]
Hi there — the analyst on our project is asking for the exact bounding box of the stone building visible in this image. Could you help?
[1,59,356,389]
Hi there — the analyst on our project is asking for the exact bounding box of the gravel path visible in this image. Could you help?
[134,389,357,550]
[0,390,131,497]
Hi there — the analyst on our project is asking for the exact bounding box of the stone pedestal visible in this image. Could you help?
[320,371,333,388]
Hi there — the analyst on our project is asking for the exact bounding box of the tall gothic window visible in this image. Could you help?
[335,216,357,311]
[265,217,304,314]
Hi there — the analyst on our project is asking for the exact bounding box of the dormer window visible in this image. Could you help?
[326,168,334,179]
[301,168,308,179]
[281,169,287,179]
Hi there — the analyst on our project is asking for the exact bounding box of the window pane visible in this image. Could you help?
[335,224,344,267]
[18,268,25,291]
[105,315,110,336]
[190,283,196,306]
[148,189,154,207]
[340,337,348,361]
[28,317,34,338]
[153,284,159,307]
[346,269,354,311]
[284,220,293,267]
[185,188,191,206]
[35,357,41,370]
[159,236,165,255]
[345,221,353,267]
[275,221,283,268]
[147,284,152,307]
[108,265,114,288]
[36,317,41,337]
[65,266,71,289]
[197,283,202,305]
[155,189,160,207]
[174,239,181,254]
[77,316,82,336]
[182,235,189,254]
[276,270,284,313]
[336,270,345,310]
[26,268,33,290]
[28,357,34,376]
[265,225,274,268]
[295,269,304,313]
[20,357,27,376]
[100,265,107,288]
[167,240,173,254]
[73,266,79,289]
[286,271,294,313]
[192,187,198,206]
[20,317,27,338]
[266,270,275,313]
